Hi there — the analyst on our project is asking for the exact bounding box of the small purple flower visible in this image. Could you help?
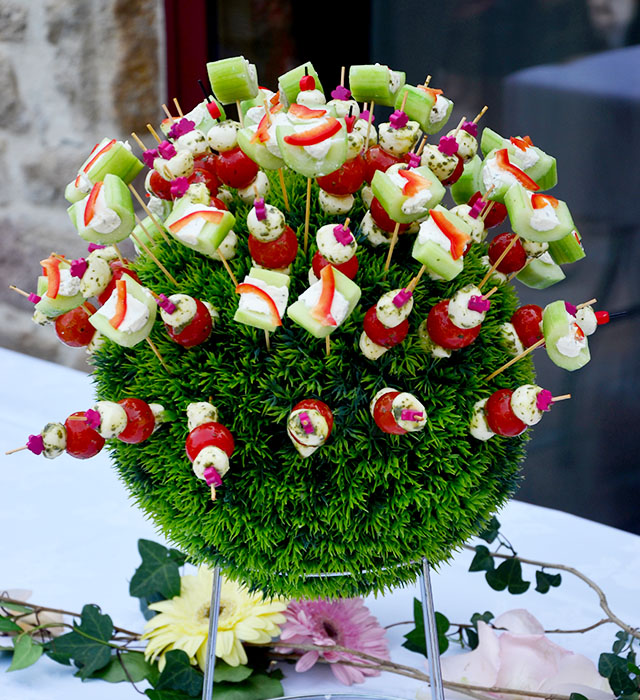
[468,199,485,219]
[330,85,351,101]
[389,110,409,130]
[360,110,375,124]
[203,466,223,487]
[158,141,177,159]
[168,118,196,140]
[170,177,189,199]
[468,295,491,312]
[564,301,578,316]
[392,289,413,308]
[401,409,423,422]
[536,389,553,412]
[299,412,315,435]
[27,434,44,455]
[70,258,88,278]
[332,224,353,246]
[143,148,158,168]
[85,409,101,430]
[28,293,41,304]
[157,294,177,314]
[254,197,267,221]
[460,121,478,138]
[87,243,106,253]
[438,135,458,156]
[407,152,421,169]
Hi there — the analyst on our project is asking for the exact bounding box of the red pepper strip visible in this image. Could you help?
[398,169,431,197]
[84,181,104,226]
[269,91,280,106]
[235,283,282,327]
[510,136,531,152]
[270,102,284,115]
[283,118,341,147]
[522,135,533,146]
[74,139,116,187]
[495,149,540,191]
[311,265,337,327]
[40,257,61,298]
[206,101,221,120]
[531,193,559,209]
[168,210,224,234]
[288,103,327,120]
[250,113,271,144]
[417,87,443,101]
[430,209,470,260]
[110,278,128,329]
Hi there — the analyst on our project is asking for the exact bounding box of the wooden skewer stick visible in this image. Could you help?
[173,97,183,117]
[131,222,179,286]
[146,123,162,143]
[161,104,173,121]
[278,168,290,211]
[9,285,33,298]
[399,91,408,112]
[485,338,545,382]
[577,298,597,310]
[453,115,467,137]
[145,336,172,374]
[304,177,312,255]
[343,217,351,229]
[340,66,346,87]
[478,235,519,290]
[479,201,496,222]
[364,101,375,151]
[508,257,531,282]
[5,445,28,455]
[363,102,368,112]
[82,303,94,316]
[406,264,427,294]
[482,285,499,300]
[325,335,331,357]
[552,393,571,402]
[384,221,401,273]
[473,105,488,124]
[236,100,244,128]
[217,248,238,287]
[128,184,172,245]
[414,135,428,157]
[113,243,125,265]
[423,75,432,87]
[264,330,271,351]
[130,131,147,152]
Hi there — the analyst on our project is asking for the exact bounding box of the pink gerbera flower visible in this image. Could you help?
[279,598,390,685]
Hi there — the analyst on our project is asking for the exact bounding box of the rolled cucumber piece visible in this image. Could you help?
[207,56,259,104]
[276,120,347,178]
[349,64,405,107]
[89,273,156,348]
[371,165,445,224]
[516,256,566,289]
[68,173,136,246]
[234,267,290,333]
[237,126,284,170]
[542,300,590,371]
[393,85,435,131]
[548,229,586,265]
[423,96,453,135]
[164,198,236,258]
[450,154,483,205]
[278,62,324,108]
[504,183,575,243]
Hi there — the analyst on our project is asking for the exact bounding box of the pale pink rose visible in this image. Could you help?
[440,608,613,700]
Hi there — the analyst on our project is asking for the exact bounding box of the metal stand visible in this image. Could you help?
[201,559,446,700]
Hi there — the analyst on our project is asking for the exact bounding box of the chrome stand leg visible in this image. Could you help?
[202,566,222,700]
[419,558,445,700]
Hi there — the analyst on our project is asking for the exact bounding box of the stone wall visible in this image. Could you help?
[0,0,165,369]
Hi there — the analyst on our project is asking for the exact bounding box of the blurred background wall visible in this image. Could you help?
[1,0,638,533]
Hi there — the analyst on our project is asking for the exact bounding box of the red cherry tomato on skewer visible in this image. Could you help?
[370,197,410,234]
[186,422,235,461]
[363,306,409,348]
[511,304,544,348]
[427,300,482,350]
[311,251,359,280]
[363,146,407,184]
[373,391,407,435]
[488,233,527,274]
[117,398,155,444]
[215,146,259,189]
[316,155,366,195]
[64,411,105,459]
[292,399,334,438]
[147,170,173,200]
[248,226,298,269]
[55,303,97,347]
[485,389,528,437]
[165,299,213,348]
[468,191,507,229]
[97,261,140,306]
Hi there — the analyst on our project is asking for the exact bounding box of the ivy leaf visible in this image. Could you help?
[214,661,253,683]
[0,602,32,614]
[608,666,637,697]
[402,598,449,657]
[51,604,114,679]
[130,540,186,601]
[477,516,501,543]
[613,631,629,654]
[469,545,495,573]
[535,570,562,594]
[91,651,159,684]
[485,559,530,594]
[155,650,203,696]
[599,651,628,677]
[211,672,284,699]
[8,635,43,671]
[0,617,22,633]
[464,628,478,649]
[464,612,494,650]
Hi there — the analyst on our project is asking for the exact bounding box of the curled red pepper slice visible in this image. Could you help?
[110,278,128,329]
[398,169,431,197]
[40,257,61,299]
[283,118,341,147]
[531,193,559,209]
[84,181,104,227]
[75,139,116,187]
[288,104,327,120]
[430,210,470,261]
[311,265,337,327]
[168,210,224,234]
[495,149,540,191]
[235,283,282,327]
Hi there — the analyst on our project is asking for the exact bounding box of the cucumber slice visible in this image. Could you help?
[89,273,157,348]
[480,127,504,156]
[35,263,85,319]
[542,300,590,371]
[287,268,361,339]
[371,165,445,224]
[164,198,236,258]
[504,184,575,243]
[548,229,586,265]
[411,205,471,281]
[237,126,284,170]
[393,85,435,131]
[276,120,347,178]
[68,174,136,245]
[234,267,290,333]
[450,154,483,205]
[207,56,259,104]
[423,95,453,135]
[349,64,405,107]
[278,62,324,108]
[516,255,566,289]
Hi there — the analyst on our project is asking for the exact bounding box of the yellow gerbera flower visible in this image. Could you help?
[142,566,287,670]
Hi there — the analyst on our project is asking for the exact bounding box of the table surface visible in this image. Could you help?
[1,347,638,699]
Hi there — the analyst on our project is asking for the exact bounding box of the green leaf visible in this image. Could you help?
[608,666,637,696]
[569,694,589,700]
[130,540,186,601]
[214,661,253,683]
[402,598,449,657]
[599,651,628,677]
[0,617,22,633]
[91,651,158,684]
[0,602,32,614]
[535,570,562,594]
[50,604,114,679]
[469,545,495,572]
[211,673,285,700]
[155,650,203,696]
[485,558,530,594]
[464,628,478,649]
[8,635,43,671]
[477,516,501,543]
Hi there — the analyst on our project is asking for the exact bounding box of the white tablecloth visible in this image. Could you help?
[1,347,638,699]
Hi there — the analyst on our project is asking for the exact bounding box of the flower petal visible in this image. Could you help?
[295,650,319,673]
[440,621,500,686]
[493,609,545,635]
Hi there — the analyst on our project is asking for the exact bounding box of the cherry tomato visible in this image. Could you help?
[485,389,527,437]
[210,196,227,210]
[165,299,213,348]
[373,391,406,435]
[64,411,105,459]
[97,261,141,306]
[248,226,298,269]
[186,422,235,461]
[426,300,482,350]
[370,197,410,234]
[488,233,527,273]
[117,398,155,444]
[55,303,97,347]
[188,167,220,196]
[316,155,366,195]
[441,154,464,186]
[363,145,405,184]
[147,170,173,200]
[511,304,544,348]
[363,306,409,348]
[468,191,507,229]
[311,251,359,280]
[215,146,259,189]
[293,399,334,438]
